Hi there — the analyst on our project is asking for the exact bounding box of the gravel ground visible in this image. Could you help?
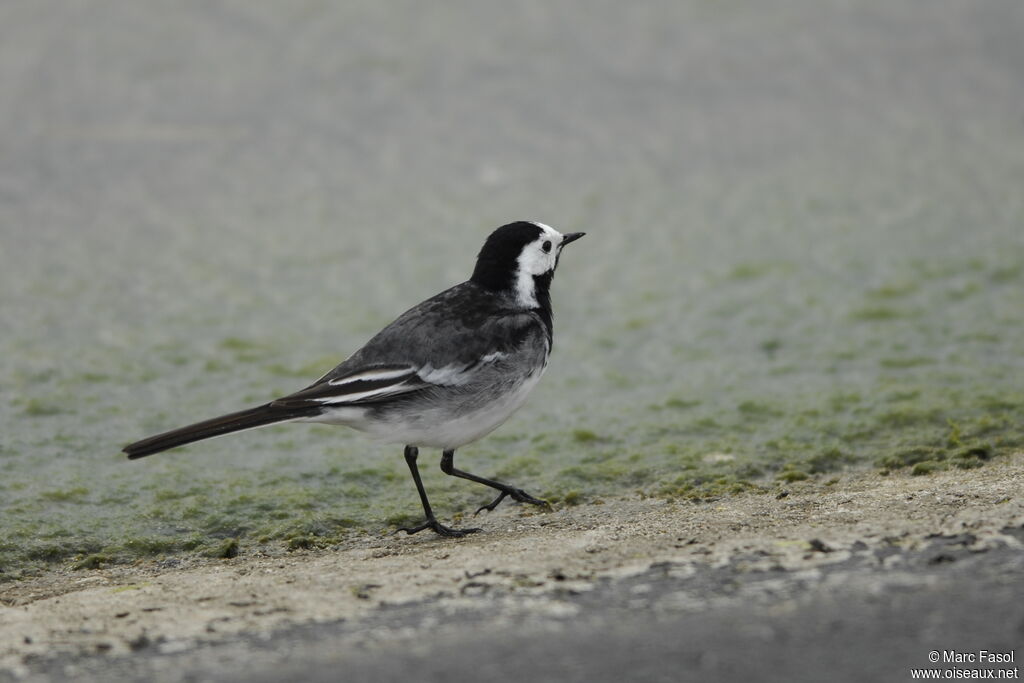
[3,455,1023,682]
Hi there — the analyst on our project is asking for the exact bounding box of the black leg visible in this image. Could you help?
[440,449,550,515]
[397,445,481,538]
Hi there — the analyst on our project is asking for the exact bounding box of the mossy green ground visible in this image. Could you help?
[2,2,1023,580]
[5,200,1022,578]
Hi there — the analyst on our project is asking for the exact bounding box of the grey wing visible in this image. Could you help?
[344,282,546,370]
[273,284,547,410]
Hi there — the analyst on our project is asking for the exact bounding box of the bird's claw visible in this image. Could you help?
[397,518,481,538]
[475,491,508,515]
[475,488,551,515]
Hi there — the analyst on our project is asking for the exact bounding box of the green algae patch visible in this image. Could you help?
[657,474,762,502]
[218,336,275,363]
[39,487,91,503]
[571,429,602,443]
[561,490,583,506]
[542,489,583,506]
[879,357,934,369]
[17,398,65,417]
[738,401,784,419]
[950,445,993,469]
[662,397,701,410]
[911,461,942,476]
[876,405,946,429]
[25,539,106,565]
[72,554,112,570]
[867,282,919,299]
[776,469,810,483]
[849,306,911,322]
[383,512,419,530]
[287,536,318,551]
[206,538,240,559]
[123,536,199,555]
[218,337,262,352]
[803,448,858,474]
[727,262,787,281]
[878,442,993,475]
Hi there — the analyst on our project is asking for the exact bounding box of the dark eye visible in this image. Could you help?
[542,240,552,253]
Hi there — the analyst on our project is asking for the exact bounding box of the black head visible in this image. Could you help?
[470,221,585,307]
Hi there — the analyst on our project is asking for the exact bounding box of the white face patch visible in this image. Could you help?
[514,222,564,308]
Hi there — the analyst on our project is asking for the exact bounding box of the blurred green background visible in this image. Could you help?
[2,1,1023,578]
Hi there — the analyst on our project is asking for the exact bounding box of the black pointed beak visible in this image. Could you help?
[560,232,585,247]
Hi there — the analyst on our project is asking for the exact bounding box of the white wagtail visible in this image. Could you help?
[124,221,584,537]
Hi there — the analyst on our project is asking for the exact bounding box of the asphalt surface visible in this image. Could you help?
[14,531,1023,683]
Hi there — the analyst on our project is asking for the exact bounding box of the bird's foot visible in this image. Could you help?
[397,517,481,538]
[475,488,551,515]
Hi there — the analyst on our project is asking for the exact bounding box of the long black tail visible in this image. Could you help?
[123,403,321,459]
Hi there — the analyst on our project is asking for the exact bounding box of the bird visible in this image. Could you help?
[123,221,585,537]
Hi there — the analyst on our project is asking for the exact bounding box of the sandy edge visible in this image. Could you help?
[3,454,1023,675]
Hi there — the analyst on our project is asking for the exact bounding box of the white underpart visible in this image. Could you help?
[407,366,545,448]
[514,222,564,308]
